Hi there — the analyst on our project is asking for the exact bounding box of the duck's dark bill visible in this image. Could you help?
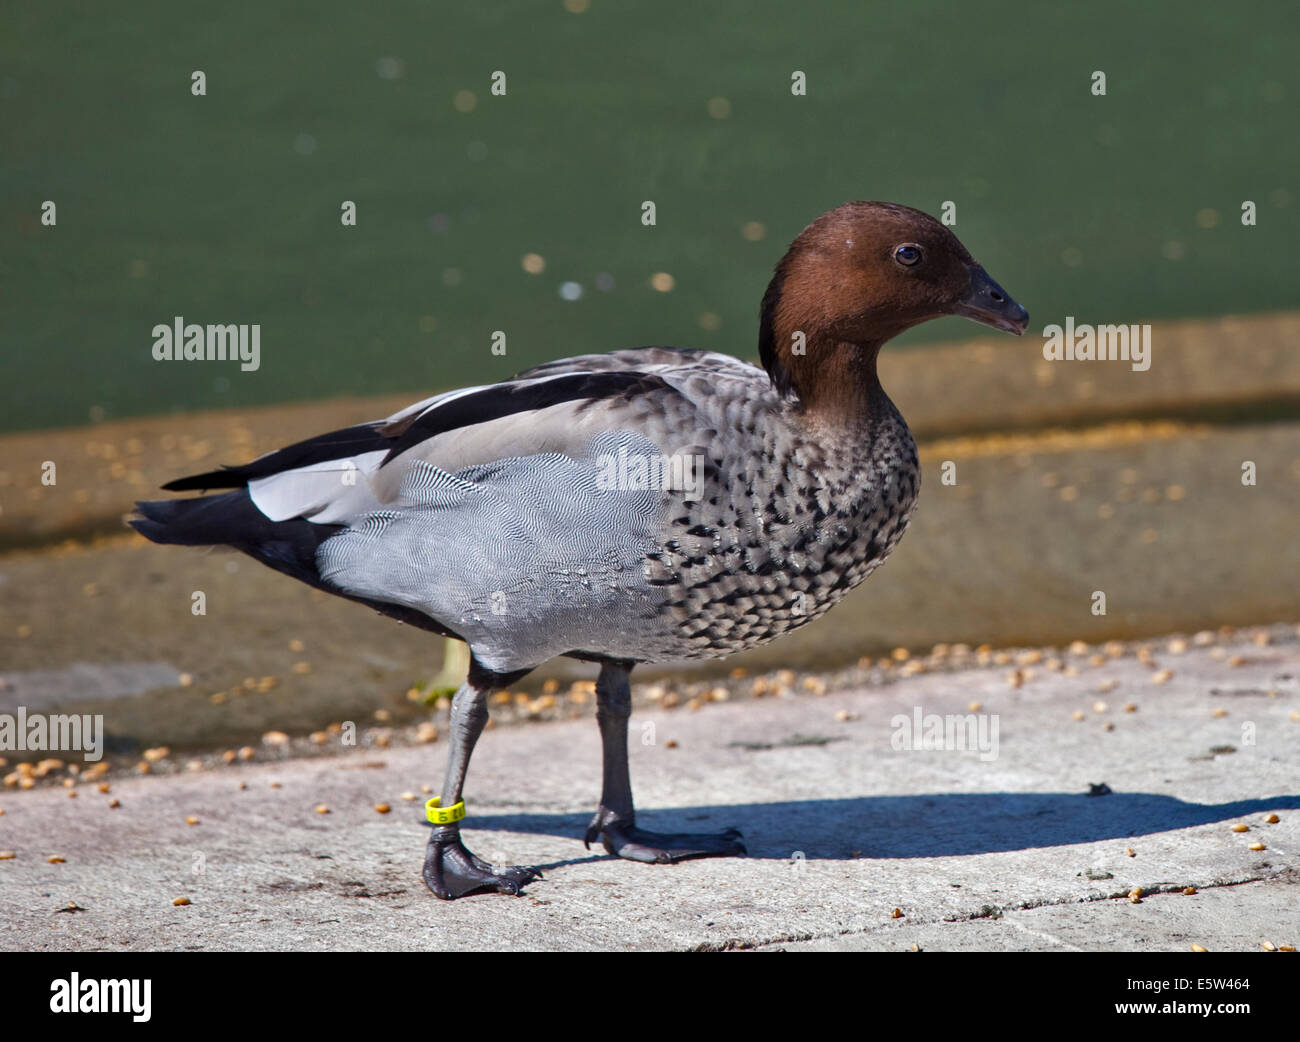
[952,265,1030,335]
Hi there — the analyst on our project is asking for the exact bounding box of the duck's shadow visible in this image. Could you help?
[465,792,1300,861]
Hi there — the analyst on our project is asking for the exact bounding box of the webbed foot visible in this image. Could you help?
[423,826,542,899]
[584,808,746,863]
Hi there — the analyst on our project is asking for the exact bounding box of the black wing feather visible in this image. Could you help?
[160,369,671,491]
[163,423,392,492]
[379,370,669,464]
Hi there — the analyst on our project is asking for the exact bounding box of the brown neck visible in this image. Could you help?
[786,336,885,426]
[759,275,886,427]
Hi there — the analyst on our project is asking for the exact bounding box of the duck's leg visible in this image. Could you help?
[585,661,746,863]
[422,663,542,899]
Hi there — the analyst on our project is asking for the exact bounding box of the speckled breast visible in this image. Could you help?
[635,398,920,662]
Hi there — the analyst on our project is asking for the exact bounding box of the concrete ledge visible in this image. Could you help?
[2,311,1297,549]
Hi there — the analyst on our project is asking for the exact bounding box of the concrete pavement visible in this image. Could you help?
[2,632,1296,951]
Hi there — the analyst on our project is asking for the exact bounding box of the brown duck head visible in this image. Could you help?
[758,201,1028,419]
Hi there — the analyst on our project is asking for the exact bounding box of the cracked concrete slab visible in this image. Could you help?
[1,636,1296,951]
[755,878,1296,951]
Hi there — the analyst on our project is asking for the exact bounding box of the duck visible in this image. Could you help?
[133,201,1028,899]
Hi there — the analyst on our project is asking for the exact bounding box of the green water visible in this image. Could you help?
[2,0,1298,432]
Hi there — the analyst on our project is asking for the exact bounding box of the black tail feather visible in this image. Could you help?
[132,490,339,586]
[131,490,459,639]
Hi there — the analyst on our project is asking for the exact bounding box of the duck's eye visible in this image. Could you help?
[894,244,924,267]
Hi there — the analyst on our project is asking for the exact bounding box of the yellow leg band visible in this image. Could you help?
[426,797,466,825]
